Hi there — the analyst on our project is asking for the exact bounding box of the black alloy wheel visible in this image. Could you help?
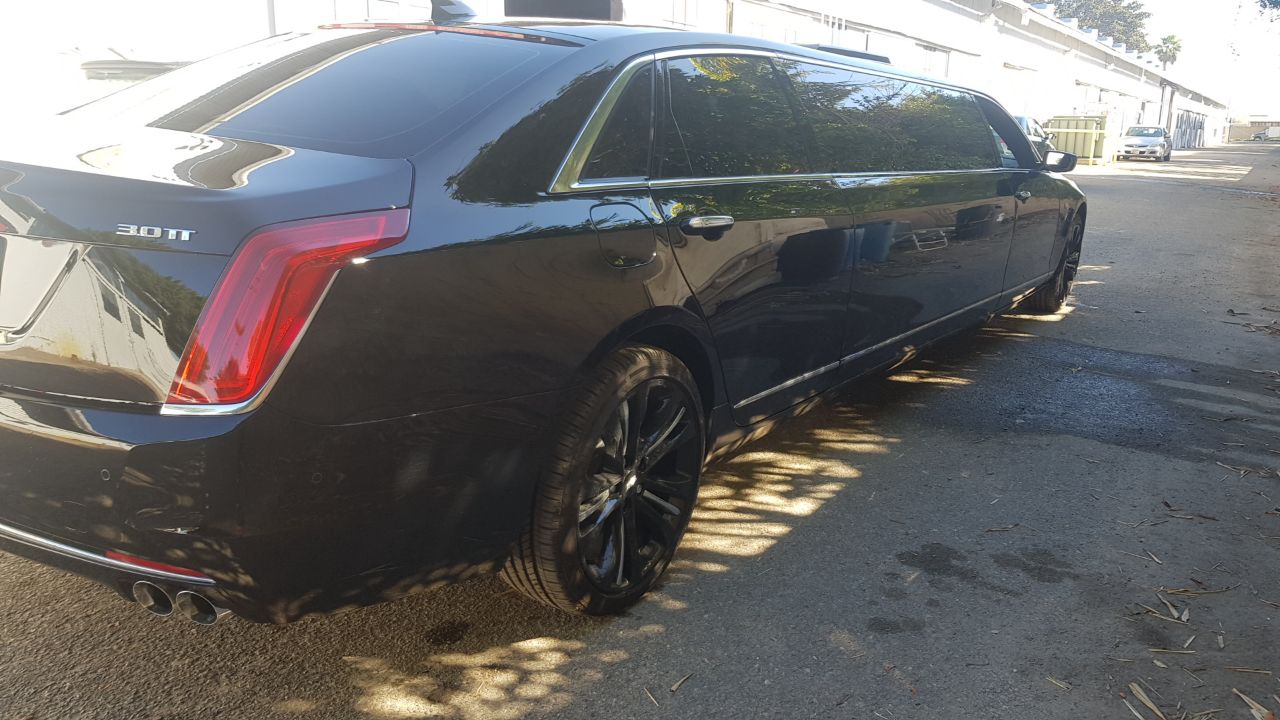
[503,345,705,614]
[1024,219,1083,313]
[577,377,700,594]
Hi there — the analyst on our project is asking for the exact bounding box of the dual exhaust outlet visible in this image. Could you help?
[132,581,228,625]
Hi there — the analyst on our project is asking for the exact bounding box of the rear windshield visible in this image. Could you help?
[64,28,574,158]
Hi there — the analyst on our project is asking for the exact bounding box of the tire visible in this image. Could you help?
[502,344,705,614]
[1023,219,1083,314]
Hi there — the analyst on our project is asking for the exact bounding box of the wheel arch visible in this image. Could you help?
[576,306,727,424]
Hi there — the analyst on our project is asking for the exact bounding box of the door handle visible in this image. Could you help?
[1014,190,1032,202]
[680,215,735,240]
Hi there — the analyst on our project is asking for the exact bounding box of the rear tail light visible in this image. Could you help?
[165,208,410,408]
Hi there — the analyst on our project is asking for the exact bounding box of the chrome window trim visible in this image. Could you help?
[0,519,217,585]
[548,53,656,195]
[549,45,1011,196]
[650,172,835,188]
[729,275,1052,411]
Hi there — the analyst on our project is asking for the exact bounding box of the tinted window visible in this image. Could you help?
[993,130,1020,168]
[659,56,810,179]
[581,64,653,180]
[779,60,998,172]
[66,29,574,158]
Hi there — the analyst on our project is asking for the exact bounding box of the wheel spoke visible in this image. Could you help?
[644,471,698,499]
[633,492,677,552]
[606,404,628,475]
[640,489,681,516]
[640,417,690,468]
[579,489,610,523]
[624,385,650,471]
[621,499,641,585]
[581,496,622,536]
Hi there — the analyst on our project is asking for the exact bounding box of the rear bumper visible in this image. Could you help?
[0,389,560,622]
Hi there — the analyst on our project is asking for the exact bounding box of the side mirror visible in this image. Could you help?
[1043,151,1077,173]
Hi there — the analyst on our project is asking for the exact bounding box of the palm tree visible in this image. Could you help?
[1155,35,1182,71]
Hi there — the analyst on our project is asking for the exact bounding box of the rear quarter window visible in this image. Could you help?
[66,28,574,159]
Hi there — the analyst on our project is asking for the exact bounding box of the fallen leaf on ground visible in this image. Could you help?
[1130,682,1168,719]
[1232,688,1278,720]
[670,673,693,693]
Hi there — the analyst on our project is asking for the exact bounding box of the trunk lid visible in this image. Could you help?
[0,120,413,405]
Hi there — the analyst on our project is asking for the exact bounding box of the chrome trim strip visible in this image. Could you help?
[731,277,1055,410]
[649,172,835,188]
[0,520,216,585]
[733,360,841,409]
[832,167,1007,182]
[548,53,656,195]
[839,292,1003,366]
[1005,272,1053,299]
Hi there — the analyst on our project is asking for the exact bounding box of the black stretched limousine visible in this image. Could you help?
[0,11,1084,624]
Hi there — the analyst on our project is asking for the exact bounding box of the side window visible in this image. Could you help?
[779,59,998,172]
[993,130,1020,168]
[658,55,810,179]
[581,64,654,181]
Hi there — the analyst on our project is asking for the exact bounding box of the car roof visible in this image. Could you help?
[465,20,962,91]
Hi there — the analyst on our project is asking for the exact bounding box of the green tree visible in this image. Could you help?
[1053,0,1152,52]
[1154,35,1182,70]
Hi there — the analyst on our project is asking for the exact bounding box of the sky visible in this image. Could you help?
[1143,0,1280,115]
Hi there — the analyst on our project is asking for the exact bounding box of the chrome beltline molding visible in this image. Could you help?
[732,273,1052,410]
[0,519,217,585]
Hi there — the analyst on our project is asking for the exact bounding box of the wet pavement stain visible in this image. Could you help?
[896,543,1017,597]
[423,619,471,645]
[866,617,926,635]
[990,548,1079,584]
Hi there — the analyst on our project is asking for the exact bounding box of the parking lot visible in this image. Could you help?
[2,143,1277,720]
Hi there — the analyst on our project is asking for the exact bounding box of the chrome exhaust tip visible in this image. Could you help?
[174,590,228,625]
[132,581,173,617]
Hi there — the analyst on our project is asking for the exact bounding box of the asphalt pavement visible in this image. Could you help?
[2,143,1278,720]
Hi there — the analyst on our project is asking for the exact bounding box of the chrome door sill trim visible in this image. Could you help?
[731,278,1055,411]
[733,360,841,409]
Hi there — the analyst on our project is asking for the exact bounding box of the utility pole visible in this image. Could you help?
[726,0,734,33]
[266,0,277,35]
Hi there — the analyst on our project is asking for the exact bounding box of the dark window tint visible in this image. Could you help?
[581,64,653,180]
[66,29,573,158]
[780,60,998,172]
[993,130,1019,168]
[659,56,810,179]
